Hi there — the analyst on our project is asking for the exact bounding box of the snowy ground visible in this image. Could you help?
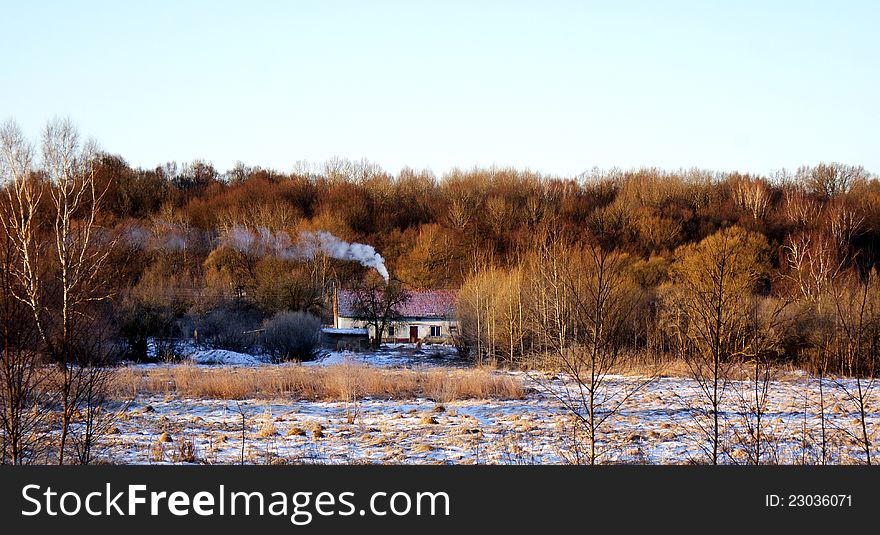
[304,344,464,369]
[103,345,880,465]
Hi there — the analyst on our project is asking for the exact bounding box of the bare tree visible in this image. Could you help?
[799,162,867,199]
[732,175,771,221]
[232,401,250,465]
[782,185,820,229]
[783,230,845,308]
[824,198,864,256]
[813,328,835,465]
[529,230,650,464]
[68,347,116,465]
[0,121,49,464]
[830,270,879,464]
[730,295,788,464]
[348,273,409,349]
[667,226,768,464]
[0,144,49,462]
[456,264,526,366]
[0,118,116,464]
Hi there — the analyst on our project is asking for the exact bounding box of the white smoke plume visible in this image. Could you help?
[117,222,390,283]
[220,225,389,282]
[118,221,199,252]
[299,230,389,282]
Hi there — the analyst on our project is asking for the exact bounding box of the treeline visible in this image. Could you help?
[3,117,880,370]
[99,154,880,288]
[85,142,880,289]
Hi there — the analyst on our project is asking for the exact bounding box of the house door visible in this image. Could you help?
[409,326,418,343]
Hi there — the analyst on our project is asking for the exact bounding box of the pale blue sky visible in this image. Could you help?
[1,1,877,177]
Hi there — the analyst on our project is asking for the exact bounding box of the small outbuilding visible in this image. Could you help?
[321,327,370,351]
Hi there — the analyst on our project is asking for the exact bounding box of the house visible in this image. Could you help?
[333,289,458,344]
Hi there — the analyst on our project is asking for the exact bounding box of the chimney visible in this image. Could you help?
[332,283,339,329]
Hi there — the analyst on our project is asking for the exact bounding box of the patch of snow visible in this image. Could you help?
[304,343,463,368]
[305,351,361,366]
[187,349,267,366]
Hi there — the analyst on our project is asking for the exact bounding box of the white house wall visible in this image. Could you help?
[336,316,458,342]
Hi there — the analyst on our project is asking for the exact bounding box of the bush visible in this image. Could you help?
[117,298,182,361]
[260,311,322,362]
[193,303,263,353]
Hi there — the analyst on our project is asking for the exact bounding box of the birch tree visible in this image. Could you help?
[0,118,116,464]
[0,122,47,463]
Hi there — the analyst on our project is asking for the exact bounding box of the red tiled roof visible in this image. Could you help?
[337,289,457,319]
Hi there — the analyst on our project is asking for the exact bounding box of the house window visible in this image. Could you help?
[430,326,442,337]
[387,326,395,337]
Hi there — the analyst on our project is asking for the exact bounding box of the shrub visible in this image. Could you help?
[117,298,183,361]
[192,303,263,352]
[260,311,322,362]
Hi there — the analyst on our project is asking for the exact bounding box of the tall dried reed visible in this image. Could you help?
[112,364,525,402]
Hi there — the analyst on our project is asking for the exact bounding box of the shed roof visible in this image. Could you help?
[321,327,369,336]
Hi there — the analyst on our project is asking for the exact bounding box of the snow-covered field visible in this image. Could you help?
[102,345,880,465]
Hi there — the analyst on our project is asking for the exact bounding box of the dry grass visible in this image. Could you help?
[172,436,198,463]
[255,422,278,438]
[112,364,525,402]
[526,350,808,382]
[311,423,325,439]
[618,358,809,382]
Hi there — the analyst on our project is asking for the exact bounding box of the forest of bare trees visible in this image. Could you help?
[1,118,880,464]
